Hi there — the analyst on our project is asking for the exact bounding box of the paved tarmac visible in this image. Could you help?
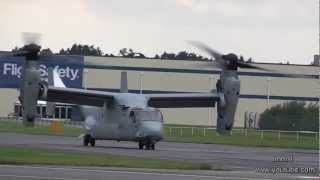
[0,132,318,179]
[0,165,318,180]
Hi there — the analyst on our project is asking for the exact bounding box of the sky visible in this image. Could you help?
[0,0,318,64]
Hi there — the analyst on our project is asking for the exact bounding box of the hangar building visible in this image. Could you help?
[0,55,318,127]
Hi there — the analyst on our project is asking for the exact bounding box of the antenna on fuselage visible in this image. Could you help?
[120,71,128,93]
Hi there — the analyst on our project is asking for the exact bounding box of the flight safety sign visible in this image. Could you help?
[0,55,84,88]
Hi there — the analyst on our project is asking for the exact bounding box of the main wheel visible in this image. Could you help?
[83,134,90,146]
[89,137,95,147]
[138,141,143,150]
[145,142,151,150]
[151,143,155,150]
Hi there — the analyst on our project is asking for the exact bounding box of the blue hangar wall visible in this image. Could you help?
[0,55,84,88]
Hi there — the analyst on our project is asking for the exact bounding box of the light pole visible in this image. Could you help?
[208,75,214,126]
[139,72,144,94]
[266,77,271,108]
[83,69,89,89]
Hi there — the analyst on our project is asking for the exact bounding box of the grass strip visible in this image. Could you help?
[0,121,318,150]
[0,147,211,170]
[0,121,82,137]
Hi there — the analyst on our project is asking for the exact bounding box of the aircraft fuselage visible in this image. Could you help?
[79,94,164,149]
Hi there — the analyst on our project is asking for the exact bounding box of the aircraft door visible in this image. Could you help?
[125,110,139,140]
[130,111,138,128]
[98,103,119,140]
[118,106,132,140]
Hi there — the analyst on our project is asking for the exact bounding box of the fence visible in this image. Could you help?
[0,116,84,129]
[1,117,318,143]
[165,126,319,142]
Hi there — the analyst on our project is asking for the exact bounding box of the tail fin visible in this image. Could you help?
[45,67,67,118]
[51,67,66,88]
[45,68,54,118]
[120,71,128,93]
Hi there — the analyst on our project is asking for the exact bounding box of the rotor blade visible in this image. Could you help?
[194,61,222,69]
[239,62,317,78]
[22,32,42,45]
[188,41,226,69]
[237,62,273,71]
[188,41,222,60]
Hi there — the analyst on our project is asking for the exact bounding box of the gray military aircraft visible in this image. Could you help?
[12,36,269,150]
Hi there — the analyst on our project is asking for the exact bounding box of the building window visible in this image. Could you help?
[37,106,41,116]
[19,106,22,116]
[67,108,72,119]
[14,105,20,116]
[60,107,66,119]
[42,106,46,118]
[55,107,59,118]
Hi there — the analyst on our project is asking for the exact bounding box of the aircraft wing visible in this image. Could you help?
[43,87,115,106]
[145,92,220,108]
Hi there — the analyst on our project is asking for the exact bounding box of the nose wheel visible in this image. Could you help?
[138,140,155,150]
[83,134,95,147]
[139,141,144,150]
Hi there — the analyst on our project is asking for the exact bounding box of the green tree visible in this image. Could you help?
[59,44,104,56]
[119,48,146,59]
[40,48,53,56]
[160,52,175,59]
[159,51,210,61]
[259,101,319,131]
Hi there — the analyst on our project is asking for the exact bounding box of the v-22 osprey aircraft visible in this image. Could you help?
[15,38,270,150]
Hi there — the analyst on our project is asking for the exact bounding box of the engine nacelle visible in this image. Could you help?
[20,63,41,127]
[216,70,240,135]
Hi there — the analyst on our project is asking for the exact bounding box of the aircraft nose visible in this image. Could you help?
[137,121,163,140]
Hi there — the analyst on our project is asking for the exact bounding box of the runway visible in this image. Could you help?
[0,132,318,179]
[0,165,318,180]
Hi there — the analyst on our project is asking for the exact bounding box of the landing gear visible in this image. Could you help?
[146,143,151,150]
[83,134,95,147]
[138,140,155,150]
[89,138,95,147]
[83,134,90,146]
[139,141,144,150]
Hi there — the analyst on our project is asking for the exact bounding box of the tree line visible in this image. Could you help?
[12,43,211,61]
[13,43,319,65]
[258,101,319,132]
[60,44,212,61]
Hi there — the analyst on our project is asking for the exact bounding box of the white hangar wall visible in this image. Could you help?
[0,89,19,117]
[83,57,319,127]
